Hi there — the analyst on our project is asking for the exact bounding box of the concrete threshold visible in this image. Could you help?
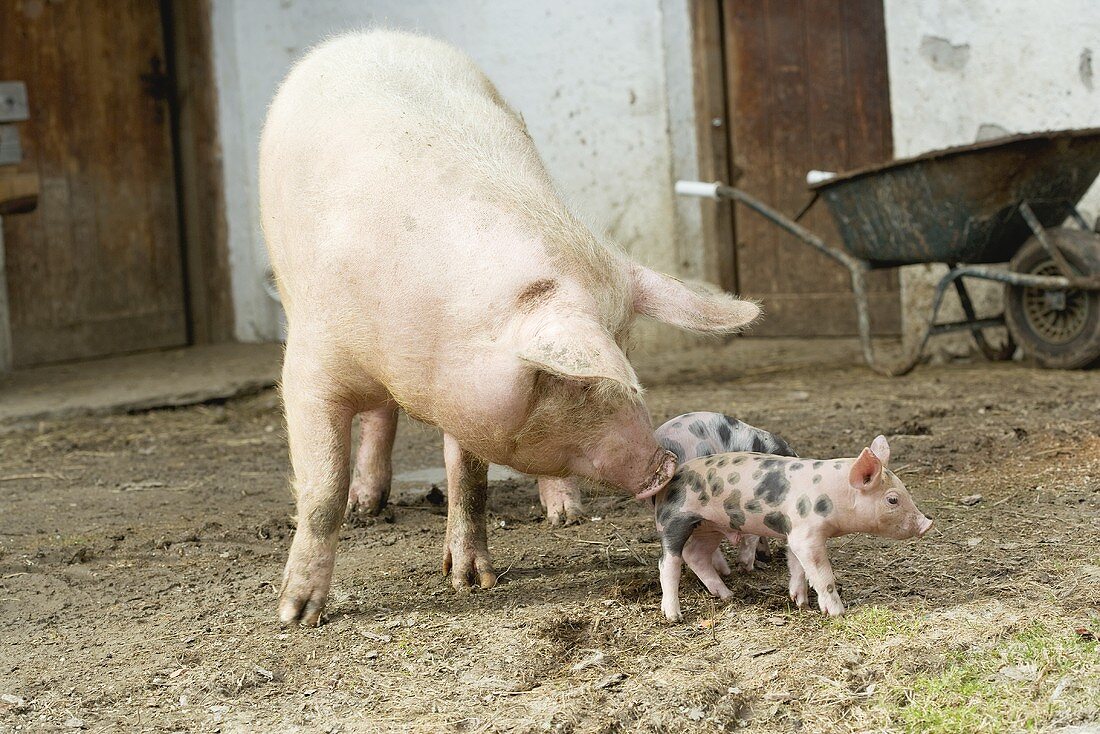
[0,343,283,427]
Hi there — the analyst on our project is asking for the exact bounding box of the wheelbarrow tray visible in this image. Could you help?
[811,128,1100,267]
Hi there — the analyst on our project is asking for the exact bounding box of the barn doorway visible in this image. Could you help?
[695,0,901,336]
[0,0,227,369]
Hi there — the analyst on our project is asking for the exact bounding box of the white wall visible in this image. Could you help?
[884,0,1100,353]
[210,0,702,346]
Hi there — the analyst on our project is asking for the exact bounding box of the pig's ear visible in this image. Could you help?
[870,435,891,467]
[848,448,884,491]
[517,317,641,394]
[631,264,761,333]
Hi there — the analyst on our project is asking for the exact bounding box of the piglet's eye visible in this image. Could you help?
[886,495,899,505]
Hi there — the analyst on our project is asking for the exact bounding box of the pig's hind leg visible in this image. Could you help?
[347,406,399,517]
[786,549,809,609]
[278,353,357,626]
[683,531,734,601]
[537,476,585,526]
[442,433,498,591]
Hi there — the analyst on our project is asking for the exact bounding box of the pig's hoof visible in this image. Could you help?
[345,502,395,527]
[278,575,328,627]
[711,552,732,577]
[755,538,773,562]
[662,603,683,623]
[346,479,390,517]
[790,589,809,610]
[443,541,498,591]
[545,502,585,527]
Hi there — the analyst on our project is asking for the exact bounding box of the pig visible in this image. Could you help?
[654,436,933,621]
[259,30,761,625]
[655,411,796,573]
[534,412,795,528]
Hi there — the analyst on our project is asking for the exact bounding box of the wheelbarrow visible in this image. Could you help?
[676,128,1100,375]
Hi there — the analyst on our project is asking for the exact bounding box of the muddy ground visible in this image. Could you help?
[1,347,1098,733]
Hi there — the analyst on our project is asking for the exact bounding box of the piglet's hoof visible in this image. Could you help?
[443,537,497,592]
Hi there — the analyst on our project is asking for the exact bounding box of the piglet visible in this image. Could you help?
[654,435,932,621]
[655,412,796,572]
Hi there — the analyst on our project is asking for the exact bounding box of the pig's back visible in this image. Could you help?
[261,31,555,299]
[656,412,797,462]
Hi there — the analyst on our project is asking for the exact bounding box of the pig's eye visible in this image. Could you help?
[886,495,899,506]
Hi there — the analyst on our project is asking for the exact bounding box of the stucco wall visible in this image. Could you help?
[884,0,1100,355]
[210,0,703,348]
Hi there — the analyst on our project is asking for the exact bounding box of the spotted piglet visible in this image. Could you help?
[655,436,933,621]
[655,412,796,572]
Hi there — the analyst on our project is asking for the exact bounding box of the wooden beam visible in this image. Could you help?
[0,169,38,215]
[689,0,737,294]
[164,0,235,343]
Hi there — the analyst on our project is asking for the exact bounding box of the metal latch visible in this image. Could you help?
[0,82,29,123]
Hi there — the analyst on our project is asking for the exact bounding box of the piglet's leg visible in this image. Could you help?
[786,530,845,616]
[786,550,809,609]
[683,532,733,600]
[537,476,585,526]
[658,514,700,622]
[347,406,399,516]
[738,535,760,572]
[659,553,684,622]
[711,546,731,576]
[442,434,498,592]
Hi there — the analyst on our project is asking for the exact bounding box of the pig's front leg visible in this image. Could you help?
[537,476,585,526]
[442,434,498,591]
[786,550,809,609]
[278,360,355,626]
[347,406,399,516]
[659,553,684,622]
[785,529,845,616]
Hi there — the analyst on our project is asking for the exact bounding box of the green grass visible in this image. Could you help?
[829,605,920,642]
[889,620,1100,734]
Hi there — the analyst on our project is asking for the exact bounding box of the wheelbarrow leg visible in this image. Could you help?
[949,274,1015,361]
[848,265,925,376]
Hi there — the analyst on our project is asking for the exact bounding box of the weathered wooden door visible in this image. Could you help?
[0,0,187,366]
[723,0,899,336]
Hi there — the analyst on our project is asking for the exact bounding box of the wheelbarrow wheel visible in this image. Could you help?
[1004,228,1100,369]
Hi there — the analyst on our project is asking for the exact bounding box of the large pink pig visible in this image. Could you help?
[654,436,933,621]
[259,31,760,625]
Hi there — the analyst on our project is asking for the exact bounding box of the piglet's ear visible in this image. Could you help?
[849,447,883,491]
[518,317,641,395]
[870,435,891,467]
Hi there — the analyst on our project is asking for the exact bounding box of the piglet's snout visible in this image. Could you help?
[916,516,934,538]
[635,449,678,500]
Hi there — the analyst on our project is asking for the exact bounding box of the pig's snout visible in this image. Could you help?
[635,448,678,500]
[916,516,934,538]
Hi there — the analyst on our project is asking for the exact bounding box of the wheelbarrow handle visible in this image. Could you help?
[675,179,923,376]
[673,180,722,199]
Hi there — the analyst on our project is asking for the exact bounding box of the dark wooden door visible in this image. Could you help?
[0,0,187,367]
[723,0,899,336]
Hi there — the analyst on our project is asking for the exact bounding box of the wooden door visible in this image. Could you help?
[0,0,187,367]
[723,0,899,336]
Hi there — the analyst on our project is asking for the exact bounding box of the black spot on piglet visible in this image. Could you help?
[763,511,791,535]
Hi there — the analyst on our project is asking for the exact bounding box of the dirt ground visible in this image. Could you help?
[1,348,1098,733]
